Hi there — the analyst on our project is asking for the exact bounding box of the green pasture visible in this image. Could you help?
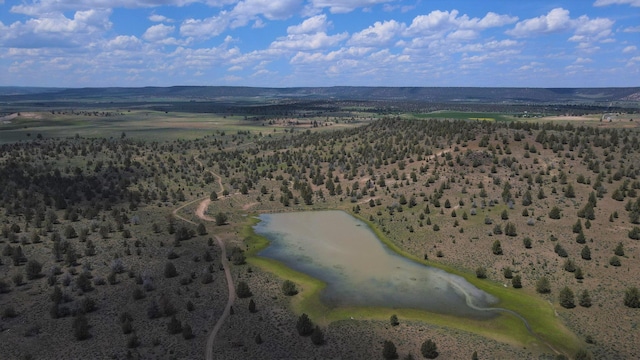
[241,213,582,357]
[0,110,291,143]
[413,111,517,122]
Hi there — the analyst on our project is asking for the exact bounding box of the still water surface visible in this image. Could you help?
[254,210,498,319]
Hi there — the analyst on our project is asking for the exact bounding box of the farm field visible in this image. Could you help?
[0,91,639,360]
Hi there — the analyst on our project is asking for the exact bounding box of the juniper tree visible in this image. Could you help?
[512,275,522,288]
[421,339,439,359]
[296,313,314,336]
[536,276,551,294]
[559,286,575,308]
[579,290,592,307]
[382,340,398,360]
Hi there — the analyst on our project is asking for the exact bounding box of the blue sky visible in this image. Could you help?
[0,0,639,88]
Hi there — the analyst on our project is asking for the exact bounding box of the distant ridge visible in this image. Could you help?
[0,86,638,103]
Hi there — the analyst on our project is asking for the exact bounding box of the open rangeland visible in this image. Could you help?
[1,103,639,360]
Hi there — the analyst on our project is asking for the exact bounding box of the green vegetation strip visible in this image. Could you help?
[241,214,581,356]
[413,111,516,122]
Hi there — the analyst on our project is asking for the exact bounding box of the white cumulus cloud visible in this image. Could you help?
[507,8,572,37]
[309,0,393,14]
[143,24,175,42]
[149,14,173,23]
[287,14,329,34]
[348,20,405,47]
[271,31,348,50]
[594,0,640,6]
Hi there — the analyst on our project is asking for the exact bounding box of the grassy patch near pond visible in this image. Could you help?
[242,213,582,357]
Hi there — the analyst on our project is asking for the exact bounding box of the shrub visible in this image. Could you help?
[164,262,178,278]
[2,306,18,319]
[167,315,182,334]
[26,260,43,280]
[624,287,640,308]
[182,323,194,339]
[475,267,487,279]
[282,280,298,296]
[536,276,551,294]
[236,281,252,298]
[127,333,140,348]
[200,273,213,284]
[609,256,621,267]
[132,287,145,300]
[122,318,133,334]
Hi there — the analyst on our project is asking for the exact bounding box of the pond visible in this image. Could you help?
[254,210,499,319]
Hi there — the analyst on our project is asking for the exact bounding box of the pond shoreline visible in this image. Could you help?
[242,210,580,357]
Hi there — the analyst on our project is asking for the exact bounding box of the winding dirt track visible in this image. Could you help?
[173,157,235,360]
[204,233,235,360]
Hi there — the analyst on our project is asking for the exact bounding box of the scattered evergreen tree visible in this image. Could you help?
[581,246,591,260]
[536,276,551,294]
[72,314,90,340]
[310,325,325,345]
[390,314,399,326]
[503,267,513,279]
[559,286,575,308]
[504,222,517,237]
[475,267,487,279]
[579,290,592,307]
[523,237,532,249]
[282,280,298,296]
[574,349,592,360]
[420,339,439,359]
[215,212,228,226]
[182,323,194,339]
[236,281,252,298]
[255,333,263,344]
[492,240,503,255]
[382,340,398,360]
[248,299,257,313]
[196,223,207,236]
[296,313,314,336]
[167,315,182,334]
[121,318,133,334]
[564,259,576,272]
[26,260,43,280]
[127,333,140,348]
[614,242,625,256]
[512,275,522,288]
[164,262,178,278]
[548,206,561,219]
[572,220,583,234]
